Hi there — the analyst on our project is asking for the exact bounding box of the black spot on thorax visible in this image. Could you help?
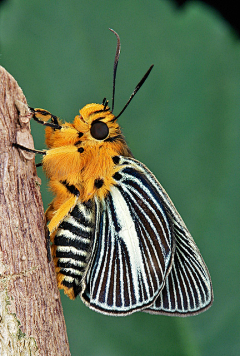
[74,140,82,146]
[113,172,122,181]
[94,178,104,189]
[61,180,79,196]
[112,156,120,164]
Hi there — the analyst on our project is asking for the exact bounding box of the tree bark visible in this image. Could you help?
[0,66,71,355]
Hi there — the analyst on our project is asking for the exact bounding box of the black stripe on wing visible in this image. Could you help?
[114,156,213,315]
[146,222,213,315]
[83,162,173,315]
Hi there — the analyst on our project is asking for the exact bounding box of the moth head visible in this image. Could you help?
[73,103,119,141]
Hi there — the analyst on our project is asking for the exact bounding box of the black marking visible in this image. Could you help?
[112,156,120,164]
[58,260,85,273]
[34,109,49,116]
[71,205,94,227]
[78,132,83,138]
[54,200,95,298]
[61,180,79,196]
[113,172,122,181]
[56,249,87,262]
[78,147,84,153]
[51,114,60,126]
[94,178,104,189]
[92,109,105,114]
[92,116,105,122]
[61,278,82,298]
[74,140,82,146]
[61,279,73,289]
[58,221,90,240]
[84,200,93,209]
[105,134,122,143]
[106,193,121,232]
[59,269,81,278]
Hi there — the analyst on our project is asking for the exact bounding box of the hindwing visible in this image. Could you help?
[146,221,213,315]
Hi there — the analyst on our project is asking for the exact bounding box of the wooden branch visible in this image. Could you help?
[0,66,71,355]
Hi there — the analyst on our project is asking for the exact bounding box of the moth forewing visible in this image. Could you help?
[95,156,213,316]
[77,156,174,315]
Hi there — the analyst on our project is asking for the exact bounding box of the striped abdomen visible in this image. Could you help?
[54,200,95,298]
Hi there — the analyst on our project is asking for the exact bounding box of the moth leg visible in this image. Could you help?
[36,162,43,167]
[12,142,46,155]
[29,107,62,129]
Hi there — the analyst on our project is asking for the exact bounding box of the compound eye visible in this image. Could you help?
[90,121,109,140]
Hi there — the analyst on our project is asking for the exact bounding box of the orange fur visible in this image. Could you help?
[41,103,132,229]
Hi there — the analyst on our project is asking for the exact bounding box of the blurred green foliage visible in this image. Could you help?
[1,1,239,355]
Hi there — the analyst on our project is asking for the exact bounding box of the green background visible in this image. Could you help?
[1,1,239,355]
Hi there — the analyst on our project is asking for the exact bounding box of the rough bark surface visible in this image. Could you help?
[0,66,71,356]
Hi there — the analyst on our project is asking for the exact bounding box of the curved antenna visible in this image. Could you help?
[114,64,154,120]
[109,28,121,112]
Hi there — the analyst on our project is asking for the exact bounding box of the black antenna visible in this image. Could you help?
[114,64,154,120]
[109,28,121,112]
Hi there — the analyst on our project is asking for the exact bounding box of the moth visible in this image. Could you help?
[15,29,213,316]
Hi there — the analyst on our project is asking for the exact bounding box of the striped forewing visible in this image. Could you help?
[118,157,213,315]
[83,158,173,315]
